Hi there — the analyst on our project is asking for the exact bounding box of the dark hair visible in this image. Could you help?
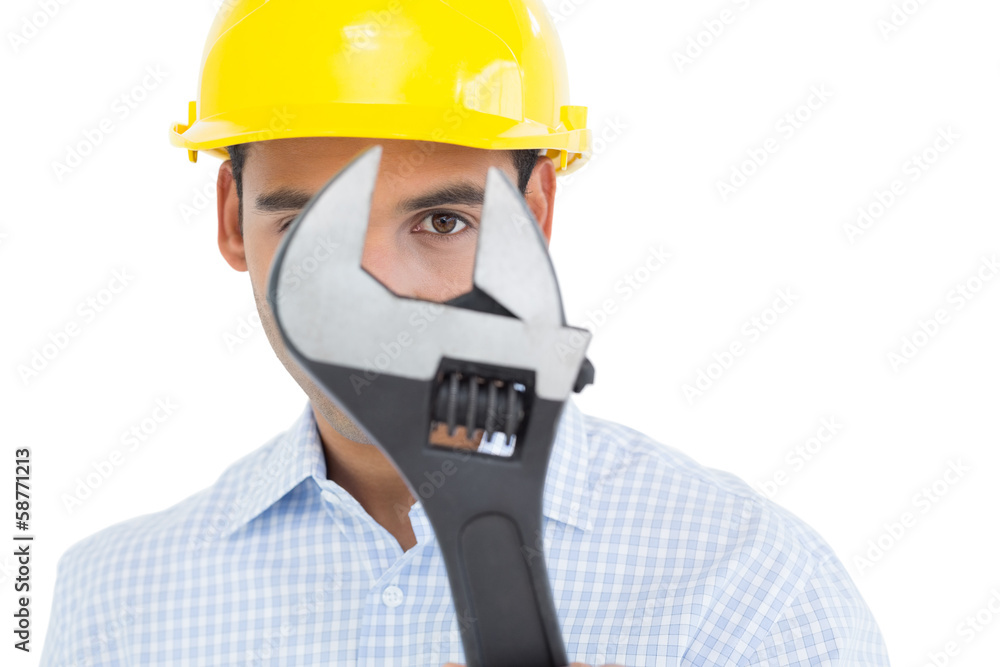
[226,143,539,234]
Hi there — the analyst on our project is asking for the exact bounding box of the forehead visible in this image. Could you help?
[241,137,514,192]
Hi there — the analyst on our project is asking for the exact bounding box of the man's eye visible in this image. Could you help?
[416,212,470,236]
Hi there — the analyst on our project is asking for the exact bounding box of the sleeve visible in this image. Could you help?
[39,549,76,667]
[745,553,891,666]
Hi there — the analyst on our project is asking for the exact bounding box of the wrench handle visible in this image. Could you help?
[295,362,570,666]
[419,397,569,667]
[444,511,567,667]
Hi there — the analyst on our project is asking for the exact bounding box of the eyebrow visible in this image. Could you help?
[395,182,485,215]
[254,187,315,214]
[254,181,487,216]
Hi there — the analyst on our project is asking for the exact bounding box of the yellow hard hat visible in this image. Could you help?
[169,0,592,174]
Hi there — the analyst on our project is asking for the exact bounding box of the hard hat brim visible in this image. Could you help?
[169,102,592,174]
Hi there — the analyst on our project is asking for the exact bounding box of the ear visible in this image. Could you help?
[218,160,247,272]
[523,156,557,245]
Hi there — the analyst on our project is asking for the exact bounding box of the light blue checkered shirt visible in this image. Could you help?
[41,398,890,666]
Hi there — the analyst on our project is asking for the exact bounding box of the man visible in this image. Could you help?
[41,1,890,665]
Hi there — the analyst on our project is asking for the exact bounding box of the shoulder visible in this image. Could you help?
[570,409,889,662]
[579,408,835,559]
[52,425,287,601]
[40,428,292,666]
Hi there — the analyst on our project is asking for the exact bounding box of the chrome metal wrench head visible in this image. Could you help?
[267,145,591,404]
[266,145,594,667]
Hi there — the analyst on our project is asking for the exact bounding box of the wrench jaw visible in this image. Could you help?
[471,167,566,328]
[266,144,384,362]
[266,144,593,666]
[267,144,594,442]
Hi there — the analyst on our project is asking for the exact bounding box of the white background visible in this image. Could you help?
[2,0,999,664]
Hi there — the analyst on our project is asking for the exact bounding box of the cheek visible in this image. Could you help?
[364,236,479,302]
[243,233,283,291]
[408,241,478,301]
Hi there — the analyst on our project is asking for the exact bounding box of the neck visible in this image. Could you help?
[311,405,481,552]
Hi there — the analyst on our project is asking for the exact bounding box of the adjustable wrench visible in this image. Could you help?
[267,146,594,667]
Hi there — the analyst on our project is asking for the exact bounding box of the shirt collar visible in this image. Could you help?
[220,396,592,538]
[218,402,325,539]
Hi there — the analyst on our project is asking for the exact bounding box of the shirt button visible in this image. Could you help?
[382,585,404,608]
